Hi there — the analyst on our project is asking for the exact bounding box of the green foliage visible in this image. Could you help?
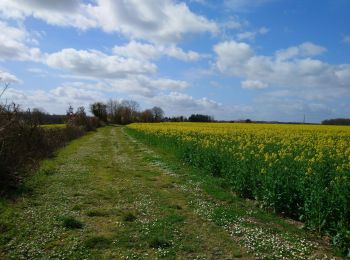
[189,114,214,122]
[90,102,108,122]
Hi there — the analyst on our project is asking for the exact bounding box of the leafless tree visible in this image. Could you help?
[0,77,10,99]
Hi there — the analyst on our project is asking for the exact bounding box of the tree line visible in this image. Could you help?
[90,100,165,124]
[90,100,215,124]
[321,118,350,126]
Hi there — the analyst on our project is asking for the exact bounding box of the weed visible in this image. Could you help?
[149,236,171,249]
[123,212,137,222]
[61,216,84,229]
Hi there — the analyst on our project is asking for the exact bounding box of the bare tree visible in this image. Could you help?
[0,78,10,99]
[140,109,154,122]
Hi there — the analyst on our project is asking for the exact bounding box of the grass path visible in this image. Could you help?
[0,126,335,259]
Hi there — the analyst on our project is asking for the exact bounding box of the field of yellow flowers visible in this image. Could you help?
[127,122,350,254]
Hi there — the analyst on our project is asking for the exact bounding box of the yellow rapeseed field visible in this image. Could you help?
[127,122,350,251]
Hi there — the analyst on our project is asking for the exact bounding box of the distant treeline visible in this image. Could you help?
[7,99,217,126]
[18,108,66,125]
[321,118,350,126]
[90,100,165,124]
[90,99,215,124]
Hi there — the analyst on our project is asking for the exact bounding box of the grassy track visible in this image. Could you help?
[0,126,336,259]
[40,124,66,129]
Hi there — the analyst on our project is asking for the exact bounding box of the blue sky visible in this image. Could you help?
[0,0,349,122]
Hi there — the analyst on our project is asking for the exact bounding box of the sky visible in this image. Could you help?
[0,0,349,122]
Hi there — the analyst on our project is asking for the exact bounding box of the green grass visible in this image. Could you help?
[0,126,337,259]
[40,124,66,128]
[84,236,113,249]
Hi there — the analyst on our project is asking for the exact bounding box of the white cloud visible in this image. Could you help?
[0,0,218,44]
[0,70,20,83]
[3,84,106,113]
[0,0,97,30]
[214,40,349,100]
[142,91,220,115]
[113,41,201,61]
[236,31,256,41]
[45,48,157,79]
[221,17,243,30]
[140,91,253,120]
[276,42,326,61]
[214,41,254,75]
[252,94,340,123]
[108,76,189,97]
[241,80,268,89]
[299,42,327,56]
[92,0,218,43]
[0,21,41,61]
[236,27,269,41]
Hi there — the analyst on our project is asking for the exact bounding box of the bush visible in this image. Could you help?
[0,104,97,194]
[66,106,101,131]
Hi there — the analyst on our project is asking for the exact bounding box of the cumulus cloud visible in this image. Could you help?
[139,91,253,120]
[3,84,106,113]
[0,21,41,61]
[0,70,20,83]
[107,76,189,97]
[276,42,327,61]
[0,0,218,43]
[92,0,218,43]
[141,91,220,115]
[252,94,341,122]
[0,0,97,30]
[45,48,157,79]
[113,41,201,61]
[214,40,349,99]
[237,27,269,41]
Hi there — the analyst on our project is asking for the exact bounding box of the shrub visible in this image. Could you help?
[0,104,98,194]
